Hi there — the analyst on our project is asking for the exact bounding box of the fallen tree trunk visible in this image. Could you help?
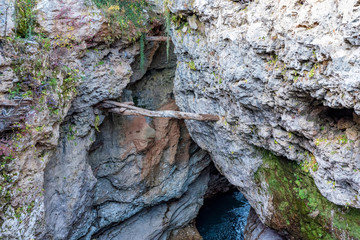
[145,36,170,41]
[100,100,220,121]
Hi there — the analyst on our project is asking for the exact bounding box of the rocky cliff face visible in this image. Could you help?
[0,1,213,239]
[168,0,360,238]
[3,0,360,239]
[43,41,212,239]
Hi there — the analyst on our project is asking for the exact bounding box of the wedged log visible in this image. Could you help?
[101,100,220,121]
[145,36,171,41]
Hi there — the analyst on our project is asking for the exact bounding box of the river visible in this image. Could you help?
[196,191,251,240]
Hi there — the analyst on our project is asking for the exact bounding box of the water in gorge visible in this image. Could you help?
[196,191,251,240]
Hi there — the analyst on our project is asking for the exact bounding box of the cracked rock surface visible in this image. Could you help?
[0,0,212,238]
[167,0,360,238]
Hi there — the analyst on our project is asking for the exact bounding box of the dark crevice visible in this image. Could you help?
[195,164,250,240]
[296,92,357,126]
[324,107,354,121]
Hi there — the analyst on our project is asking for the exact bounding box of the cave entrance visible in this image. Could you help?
[196,189,250,240]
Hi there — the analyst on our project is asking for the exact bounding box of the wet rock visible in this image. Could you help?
[41,40,142,239]
[244,208,284,240]
[169,223,202,240]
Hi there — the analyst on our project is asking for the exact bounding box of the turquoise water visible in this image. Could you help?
[196,191,250,240]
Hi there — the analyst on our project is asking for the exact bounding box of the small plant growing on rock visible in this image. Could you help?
[308,63,319,78]
[94,115,101,132]
[315,138,327,146]
[66,124,77,141]
[301,153,318,172]
[9,83,22,99]
[187,61,196,70]
[268,54,278,65]
[293,70,299,83]
[338,134,348,145]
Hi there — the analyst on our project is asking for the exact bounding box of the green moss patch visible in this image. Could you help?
[254,149,360,240]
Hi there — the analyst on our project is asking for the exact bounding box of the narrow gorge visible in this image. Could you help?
[1,0,360,239]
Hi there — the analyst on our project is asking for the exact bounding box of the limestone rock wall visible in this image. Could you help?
[0,1,212,239]
[167,0,360,238]
[0,36,84,239]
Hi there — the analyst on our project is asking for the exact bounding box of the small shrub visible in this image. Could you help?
[92,0,150,40]
[15,0,37,38]
[92,0,165,69]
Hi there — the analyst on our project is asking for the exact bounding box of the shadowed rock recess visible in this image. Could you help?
[2,0,360,239]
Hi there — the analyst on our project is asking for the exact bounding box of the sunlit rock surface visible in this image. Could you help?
[168,0,360,238]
